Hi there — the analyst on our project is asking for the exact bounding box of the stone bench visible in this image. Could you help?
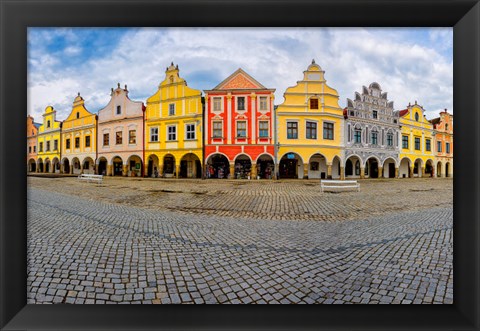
[78,174,103,184]
[321,180,360,192]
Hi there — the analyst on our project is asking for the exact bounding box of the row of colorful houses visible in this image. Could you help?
[27,60,453,180]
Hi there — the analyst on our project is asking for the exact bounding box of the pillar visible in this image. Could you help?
[107,165,113,176]
[395,167,399,178]
[340,166,345,180]
[421,167,426,177]
[419,167,424,178]
[409,166,414,178]
[303,163,308,179]
[144,164,149,177]
[70,165,74,175]
[250,163,257,179]
[176,164,180,179]
[378,166,383,178]
[327,164,332,179]
[274,163,279,180]
[229,164,235,179]
[122,164,128,177]
[159,164,164,177]
[360,167,365,179]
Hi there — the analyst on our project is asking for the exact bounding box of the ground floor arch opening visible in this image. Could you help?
[446,162,451,177]
[72,157,81,175]
[437,162,442,178]
[399,158,411,178]
[425,160,434,177]
[234,154,252,179]
[45,159,51,173]
[62,158,70,174]
[127,155,143,177]
[37,159,44,173]
[146,155,160,178]
[279,152,303,179]
[382,158,396,178]
[332,156,341,179]
[112,156,123,176]
[52,157,60,174]
[308,153,328,179]
[97,157,108,176]
[365,157,380,178]
[206,154,230,179]
[345,155,361,178]
[413,158,423,177]
[82,157,95,174]
[256,154,274,179]
[28,159,36,172]
[179,153,202,179]
[162,154,175,178]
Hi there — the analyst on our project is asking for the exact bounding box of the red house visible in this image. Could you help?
[204,69,275,179]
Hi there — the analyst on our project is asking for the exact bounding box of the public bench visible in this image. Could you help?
[320,180,360,192]
[78,174,103,184]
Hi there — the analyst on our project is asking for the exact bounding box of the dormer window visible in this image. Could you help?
[47,120,50,128]
[445,124,449,131]
[76,112,80,119]
[310,98,319,110]
[373,110,378,119]
[415,112,419,121]
[116,106,121,115]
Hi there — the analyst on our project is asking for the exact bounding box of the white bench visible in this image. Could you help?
[321,180,360,192]
[78,174,103,184]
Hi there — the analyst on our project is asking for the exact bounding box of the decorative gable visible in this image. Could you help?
[214,69,267,90]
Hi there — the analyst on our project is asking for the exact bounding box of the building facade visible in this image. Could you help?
[396,102,436,178]
[27,115,40,172]
[276,60,344,179]
[145,63,203,178]
[430,109,453,177]
[343,83,400,178]
[61,93,97,175]
[204,69,276,179]
[36,106,62,173]
[97,84,145,176]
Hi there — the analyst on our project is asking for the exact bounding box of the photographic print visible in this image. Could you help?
[26,27,453,305]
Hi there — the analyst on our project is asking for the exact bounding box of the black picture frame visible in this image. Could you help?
[1,0,479,330]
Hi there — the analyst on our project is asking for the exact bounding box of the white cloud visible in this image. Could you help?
[27,27,452,122]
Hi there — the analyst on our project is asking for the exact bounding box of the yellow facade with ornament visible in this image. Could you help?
[36,106,62,173]
[145,63,203,178]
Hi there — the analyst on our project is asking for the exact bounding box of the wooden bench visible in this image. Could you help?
[78,174,103,184]
[320,180,360,192]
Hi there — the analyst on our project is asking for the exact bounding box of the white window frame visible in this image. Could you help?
[236,96,246,112]
[185,123,196,140]
[212,97,223,112]
[236,120,247,138]
[169,103,175,116]
[212,120,223,138]
[167,125,177,141]
[258,120,269,138]
[286,120,299,140]
[259,96,268,111]
[150,127,159,142]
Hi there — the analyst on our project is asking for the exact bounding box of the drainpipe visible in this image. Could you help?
[142,104,146,177]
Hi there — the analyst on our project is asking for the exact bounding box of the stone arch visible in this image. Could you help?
[28,158,36,172]
[111,156,123,176]
[307,152,328,179]
[44,158,51,173]
[365,156,380,178]
[345,155,362,178]
[445,162,451,177]
[71,157,81,175]
[82,157,95,174]
[279,152,304,179]
[61,157,70,174]
[234,154,252,179]
[332,155,342,179]
[37,158,44,173]
[413,158,423,177]
[126,155,143,177]
[180,153,202,178]
[255,153,275,179]
[96,156,108,176]
[206,153,230,179]
[52,157,60,174]
[425,159,434,178]
[436,161,443,178]
[382,157,397,178]
[146,154,160,178]
[399,157,411,178]
[162,154,175,178]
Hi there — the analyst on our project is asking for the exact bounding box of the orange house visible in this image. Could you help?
[430,109,453,177]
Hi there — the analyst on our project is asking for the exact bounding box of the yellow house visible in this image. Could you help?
[61,93,97,175]
[36,106,62,173]
[145,62,203,178]
[396,102,435,178]
[276,60,344,179]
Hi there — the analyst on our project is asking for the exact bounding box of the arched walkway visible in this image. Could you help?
[445,162,451,178]
[332,156,341,179]
[256,154,274,179]
[365,157,379,178]
[28,159,36,172]
[112,156,123,176]
[382,158,396,178]
[62,158,70,174]
[71,157,81,175]
[162,154,175,178]
[97,157,108,176]
[345,155,361,178]
[45,158,51,173]
[399,158,411,178]
[206,154,230,179]
[52,157,60,174]
[279,152,303,179]
[146,155,160,178]
[234,154,252,179]
[127,155,143,177]
[82,157,95,174]
[308,153,328,179]
[37,158,44,173]
[413,158,423,177]
[425,159,434,178]
[180,153,202,178]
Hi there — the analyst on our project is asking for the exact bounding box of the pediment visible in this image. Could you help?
[214,69,266,90]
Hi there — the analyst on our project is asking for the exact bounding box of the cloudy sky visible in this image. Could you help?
[27,27,452,122]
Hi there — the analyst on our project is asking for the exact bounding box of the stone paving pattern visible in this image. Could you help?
[27,177,453,304]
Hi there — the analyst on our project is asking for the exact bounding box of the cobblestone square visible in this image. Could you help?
[27,176,453,304]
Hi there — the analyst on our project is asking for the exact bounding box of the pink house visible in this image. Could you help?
[96,84,145,176]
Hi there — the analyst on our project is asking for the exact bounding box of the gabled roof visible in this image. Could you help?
[33,122,41,128]
[429,117,441,126]
[211,68,269,90]
[394,109,409,117]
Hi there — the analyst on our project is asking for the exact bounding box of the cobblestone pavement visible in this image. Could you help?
[28,176,453,221]
[27,183,453,304]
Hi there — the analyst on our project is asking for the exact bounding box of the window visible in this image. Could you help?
[259,121,269,138]
[213,121,222,138]
[237,97,245,111]
[116,131,122,145]
[306,121,317,139]
[129,130,136,144]
[169,104,175,116]
[66,138,71,149]
[29,146,32,153]
[46,141,50,151]
[426,139,431,152]
[259,97,268,111]
[116,106,121,115]
[414,137,420,150]
[387,133,393,146]
[323,122,334,140]
[371,131,378,145]
[236,121,247,138]
[437,141,442,152]
[446,142,450,153]
[75,137,80,148]
[310,98,319,110]
[354,129,362,143]
[39,142,43,152]
[445,124,449,131]
[47,120,51,128]
[402,135,409,149]
[186,124,195,140]
[103,133,109,146]
[33,146,36,153]
[373,110,378,119]
[54,139,58,151]
[213,97,222,112]
[287,122,298,139]
[76,112,80,119]
[167,125,177,141]
[415,112,419,121]
[150,127,158,142]
[85,136,91,147]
